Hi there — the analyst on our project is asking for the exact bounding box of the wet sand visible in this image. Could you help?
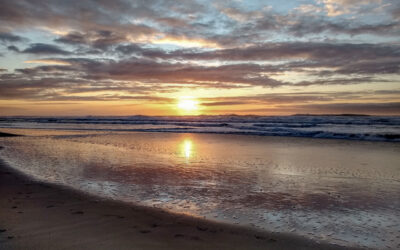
[0,137,357,249]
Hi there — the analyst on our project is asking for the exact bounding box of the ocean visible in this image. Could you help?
[0,115,399,142]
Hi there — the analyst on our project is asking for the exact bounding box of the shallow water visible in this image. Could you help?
[1,131,400,249]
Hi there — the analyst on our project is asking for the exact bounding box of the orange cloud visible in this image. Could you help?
[24,59,72,65]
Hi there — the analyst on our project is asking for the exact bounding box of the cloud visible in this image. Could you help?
[204,90,400,114]
[218,6,264,22]
[202,101,248,106]
[24,59,72,65]
[7,45,20,52]
[286,17,399,37]
[200,91,360,105]
[115,44,145,55]
[319,60,400,75]
[0,0,397,51]
[2,47,396,99]
[20,43,72,55]
[69,59,285,87]
[0,0,204,48]
[319,0,383,16]
[134,42,400,62]
[293,77,386,86]
[294,4,324,15]
[200,91,400,115]
[392,3,400,20]
[0,69,174,102]
[54,30,128,49]
[54,31,87,45]
[0,32,24,43]
[1,55,392,104]
[208,3,400,46]
[14,65,76,75]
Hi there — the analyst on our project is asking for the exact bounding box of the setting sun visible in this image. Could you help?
[177,98,199,112]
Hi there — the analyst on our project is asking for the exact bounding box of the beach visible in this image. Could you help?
[0,129,399,249]
[0,152,352,250]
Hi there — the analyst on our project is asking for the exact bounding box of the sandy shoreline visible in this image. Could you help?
[0,148,360,249]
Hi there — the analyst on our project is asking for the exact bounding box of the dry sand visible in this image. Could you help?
[0,134,360,250]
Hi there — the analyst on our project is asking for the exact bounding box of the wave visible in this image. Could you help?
[0,115,399,142]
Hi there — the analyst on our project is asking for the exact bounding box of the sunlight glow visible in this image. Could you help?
[177,97,199,112]
[24,59,71,65]
[153,36,221,48]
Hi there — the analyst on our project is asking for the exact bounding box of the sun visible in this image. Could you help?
[177,97,199,112]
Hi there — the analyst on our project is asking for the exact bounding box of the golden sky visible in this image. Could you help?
[0,0,399,116]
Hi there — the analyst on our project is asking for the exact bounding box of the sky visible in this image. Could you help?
[0,0,399,116]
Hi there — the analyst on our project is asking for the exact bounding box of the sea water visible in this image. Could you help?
[0,115,399,142]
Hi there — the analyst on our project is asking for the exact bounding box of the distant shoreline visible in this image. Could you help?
[291,113,370,116]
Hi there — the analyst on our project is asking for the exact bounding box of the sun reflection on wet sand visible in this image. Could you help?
[180,138,194,160]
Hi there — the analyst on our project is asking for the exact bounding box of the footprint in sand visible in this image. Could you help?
[173,234,202,241]
[255,235,266,240]
[196,226,208,231]
[71,211,84,215]
[104,214,125,219]
[254,235,277,242]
